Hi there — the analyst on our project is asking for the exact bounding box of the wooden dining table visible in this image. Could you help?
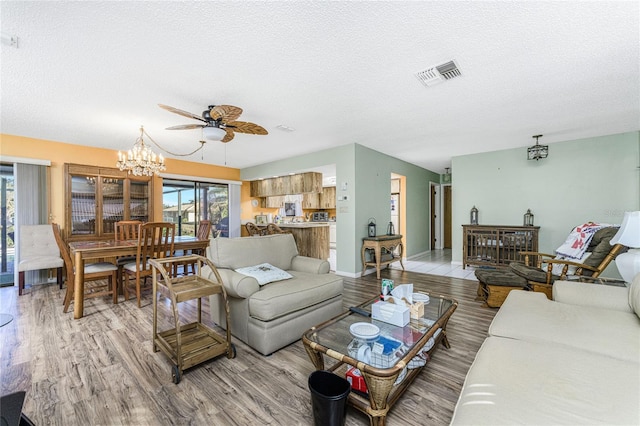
[68,235,210,319]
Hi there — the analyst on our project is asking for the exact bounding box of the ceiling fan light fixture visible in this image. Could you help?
[203,126,226,141]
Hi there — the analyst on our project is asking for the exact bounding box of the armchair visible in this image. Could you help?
[476,225,627,305]
[510,226,626,298]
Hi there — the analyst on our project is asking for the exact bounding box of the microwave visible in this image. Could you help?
[311,212,329,222]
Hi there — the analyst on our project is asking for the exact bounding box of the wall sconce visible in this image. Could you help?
[367,218,377,237]
[527,134,548,161]
[470,206,478,225]
[524,209,534,226]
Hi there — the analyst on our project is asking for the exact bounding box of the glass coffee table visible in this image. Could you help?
[302,293,457,426]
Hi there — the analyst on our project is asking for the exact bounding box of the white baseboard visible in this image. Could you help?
[407,250,429,260]
[334,270,361,278]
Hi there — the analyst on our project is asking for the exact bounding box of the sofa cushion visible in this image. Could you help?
[489,290,640,363]
[248,271,343,322]
[475,269,528,287]
[207,234,298,271]
[235,263,292,286]
[451,336,640,425]
[509,261,559,283]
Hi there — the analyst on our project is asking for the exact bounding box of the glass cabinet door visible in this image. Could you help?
[129,180,149,222]
[102,178,124,234]
[71,176,97,235]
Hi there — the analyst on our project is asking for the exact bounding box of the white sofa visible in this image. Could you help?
[203,234,344,355]
[451,275,640,425]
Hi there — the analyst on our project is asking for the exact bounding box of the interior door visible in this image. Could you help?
[430,185,436,249]
[443,185,452,249]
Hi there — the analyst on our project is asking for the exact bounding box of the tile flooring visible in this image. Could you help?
[330,248,477,280]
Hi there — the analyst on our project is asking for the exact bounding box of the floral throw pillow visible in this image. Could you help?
[235,263,293,286]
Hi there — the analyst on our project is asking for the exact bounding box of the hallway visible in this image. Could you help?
[330,248,477,280]
[390,249,477,279]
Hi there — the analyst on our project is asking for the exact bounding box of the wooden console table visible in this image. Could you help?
[462,225,539,269]
[361,234,404,279]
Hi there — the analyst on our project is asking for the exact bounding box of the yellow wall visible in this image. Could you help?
[1,134,241,227]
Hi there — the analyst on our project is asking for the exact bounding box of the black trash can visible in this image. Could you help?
[308,370,351,426]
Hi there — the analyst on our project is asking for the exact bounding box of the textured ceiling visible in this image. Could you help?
[1,1,638,174]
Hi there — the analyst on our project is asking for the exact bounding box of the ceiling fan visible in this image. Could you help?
[158,103,268,143]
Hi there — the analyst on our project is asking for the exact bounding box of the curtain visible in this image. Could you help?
[228,183,241,238]
[14,163,49,284]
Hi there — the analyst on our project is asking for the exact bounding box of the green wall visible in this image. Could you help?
[451,131,640,276]
[241,143,439,276]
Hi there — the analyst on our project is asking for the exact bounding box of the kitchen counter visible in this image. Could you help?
[277,222,330,228]
[279,223,330,260]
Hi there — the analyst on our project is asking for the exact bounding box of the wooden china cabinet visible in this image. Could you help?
[64,163,154,241]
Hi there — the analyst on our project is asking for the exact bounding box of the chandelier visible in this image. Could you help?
[116,126,166,176]
[527,134,548,161]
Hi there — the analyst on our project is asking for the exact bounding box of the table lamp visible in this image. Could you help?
[610,211,640,283]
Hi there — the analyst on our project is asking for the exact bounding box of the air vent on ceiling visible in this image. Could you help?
[415,60,462,87]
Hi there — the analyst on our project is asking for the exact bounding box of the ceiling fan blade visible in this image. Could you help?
[225,121,268,135]
[158,104,206,122]
[165,124,206,130]
[221,128,235,143]
[210,105,243,122]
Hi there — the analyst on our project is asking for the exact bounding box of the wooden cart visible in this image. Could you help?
[150,255,235,384]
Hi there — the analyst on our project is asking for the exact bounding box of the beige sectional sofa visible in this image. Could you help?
[203,234,343,355]
[451,276,640,425]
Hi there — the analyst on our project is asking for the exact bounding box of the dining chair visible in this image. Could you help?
[114,220,142,288]
[245,222,266,236]
[174,220,211,276]
[52,223,118,313]
[123,222,175,307]
[17,224,64,296]
[266,223,288,235]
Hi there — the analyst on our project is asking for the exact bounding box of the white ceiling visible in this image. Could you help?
[1,1,638,175]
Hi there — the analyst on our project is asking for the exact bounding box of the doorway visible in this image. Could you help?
[0,164,15,286]
[162,179,229,237]
[430,183,452,250]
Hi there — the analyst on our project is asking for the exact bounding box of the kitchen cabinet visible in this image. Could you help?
[250,172,322,197]
[262,196,285,208]
[462,225,539,269]
[302,193,319,209]
[319,186,336,209]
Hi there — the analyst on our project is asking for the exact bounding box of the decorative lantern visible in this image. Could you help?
[367,218,377,237]
[387,221,395,236]
[470,206,478,225]
[524,209,534,226]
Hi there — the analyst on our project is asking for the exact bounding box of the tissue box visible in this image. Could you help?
[371,301,410,327]
[345,367,368,394]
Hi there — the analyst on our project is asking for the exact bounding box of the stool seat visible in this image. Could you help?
[475,269,528,308]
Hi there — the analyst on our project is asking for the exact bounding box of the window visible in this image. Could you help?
[65,164,153,240]
[163,179,229,237]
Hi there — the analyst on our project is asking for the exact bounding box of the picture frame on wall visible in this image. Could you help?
[255,215,268,225]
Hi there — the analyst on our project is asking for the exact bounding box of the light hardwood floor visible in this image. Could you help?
[0,268,493,425]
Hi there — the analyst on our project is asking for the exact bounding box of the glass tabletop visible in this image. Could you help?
[304,293,455,367]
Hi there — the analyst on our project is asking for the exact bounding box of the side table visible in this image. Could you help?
[361,234,404,279]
